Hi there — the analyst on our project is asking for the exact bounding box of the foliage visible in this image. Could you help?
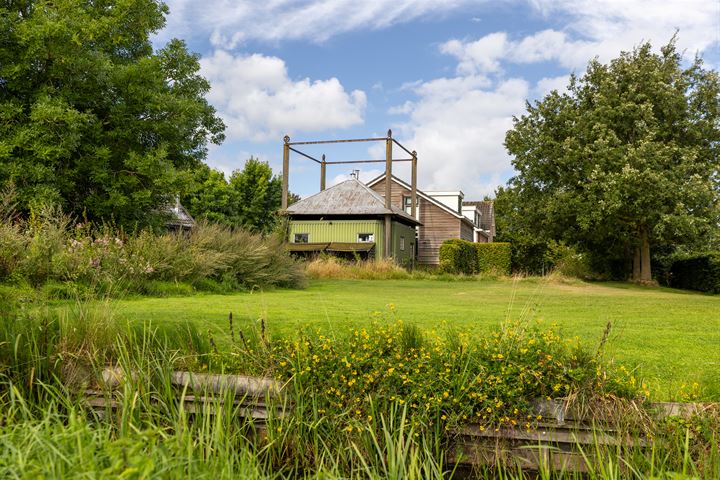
[0,0,225,228]
[439,240,511,275]
[244,318,643,434]
[111,277,720,399]
[229,157,283,234]
[304,256,504,281]
[494,185,551,274]
[1,298,719,478]
[544,241,595,279]
[0,205,306,294]
[439,239,477,274]
[476,242,511,275]
[502,38,720,281]
[670,252,720,293]
[183,158,284,234]
[305,256,413,280]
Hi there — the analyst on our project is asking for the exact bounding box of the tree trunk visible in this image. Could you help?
[639,225,652,282]
[632,246,641,281]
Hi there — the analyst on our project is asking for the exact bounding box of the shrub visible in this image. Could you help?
[476,242,511,275]
[543,241,593,279]
[0,206,306,295]
[670,253,720,293]
[222,317,644,436]
[305,256,411,280]
[439,239,477,274]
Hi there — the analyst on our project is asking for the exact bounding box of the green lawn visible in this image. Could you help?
[109,278,720,400]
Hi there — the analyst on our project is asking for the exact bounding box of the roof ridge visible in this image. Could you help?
[365,173,472,223]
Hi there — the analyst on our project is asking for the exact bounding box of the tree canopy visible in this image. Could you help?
[0,0,225,228]
[502,39,720,281]
[183,157,286,235]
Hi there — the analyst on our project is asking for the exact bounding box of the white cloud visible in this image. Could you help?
[549,0,717,68]
[440,33,509,74]
[442,1,719,74]
[159,0,484,47]
[391,0,719,198]
[200,50,366,142]
[330,168,384,187]
[391,78,529,198]
[440,29,597,75]
[388,101,415,115]
[535,74,570,97]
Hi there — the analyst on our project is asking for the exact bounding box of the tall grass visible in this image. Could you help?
[0,298,718,478]
[0,201,305,297]
[305,255,505,281]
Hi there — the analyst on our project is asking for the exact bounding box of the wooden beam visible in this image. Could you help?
[384,130,393,259]
[320,154,326,191]
[288,146,322,164]
[282,135,290,209]
[411,150,417,219]
[288,137,385,146]
[323,158,412,165]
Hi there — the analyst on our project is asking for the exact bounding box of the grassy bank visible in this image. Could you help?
[107,277,720,401]
[1,297,718,479]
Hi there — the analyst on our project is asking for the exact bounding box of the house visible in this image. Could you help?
[366,175,476,266]
[462,200,495,242]
[165,196,196,232]
[283,178,421,265]
[461,203,486,243]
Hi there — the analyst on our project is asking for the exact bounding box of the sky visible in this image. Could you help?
[153,0,720,199]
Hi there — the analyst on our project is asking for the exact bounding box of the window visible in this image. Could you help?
[294,233,309,243]
[402,196,412,214]
[358,233,374,243]
[400,236,405,251]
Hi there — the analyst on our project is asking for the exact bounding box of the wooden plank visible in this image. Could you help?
[454,424,646,447]
[83,392,284,420]
[449,440,592,473]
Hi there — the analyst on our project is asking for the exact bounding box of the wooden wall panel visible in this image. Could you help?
[371,178,462,265]
[460,220,474,242]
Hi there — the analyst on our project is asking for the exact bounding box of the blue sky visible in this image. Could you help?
[154,0,719,199]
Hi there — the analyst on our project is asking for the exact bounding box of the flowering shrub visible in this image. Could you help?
[226,314,644,433]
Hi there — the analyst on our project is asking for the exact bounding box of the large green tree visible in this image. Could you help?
[503,40,720,281]
[0,0,225,227]
[183,157,285,235]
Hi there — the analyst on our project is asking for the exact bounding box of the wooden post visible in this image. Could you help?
[320,154,326,191]
[385,129,392,209]
[384,129,393,259]
[411,150,417,219]
[282,135,290,209]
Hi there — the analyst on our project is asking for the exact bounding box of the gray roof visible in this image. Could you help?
[165,196,196,229]
[285,179,420,225]
[463,200,494,233]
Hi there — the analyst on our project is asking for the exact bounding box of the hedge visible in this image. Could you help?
[438,240,511,275]
[476,242,512,275]
[670,253,720,294]
[439,239,477,274]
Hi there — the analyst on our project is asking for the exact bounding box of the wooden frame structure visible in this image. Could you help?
[282,130,417,258]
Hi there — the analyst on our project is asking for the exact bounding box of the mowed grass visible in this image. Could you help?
[108,277,720,401]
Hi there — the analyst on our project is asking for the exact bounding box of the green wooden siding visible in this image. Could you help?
[290,220,383,256]
[392,222,416,266]
[289,219,417,264]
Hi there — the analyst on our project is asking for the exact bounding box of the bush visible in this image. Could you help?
[0,205,306,295]
[439,240,512,275]
[670,253,720,293]
[475,242,511,275]
[439,239,477,274]
[305,256,412,280]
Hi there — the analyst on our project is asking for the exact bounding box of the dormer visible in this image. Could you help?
[424,191,464,215]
